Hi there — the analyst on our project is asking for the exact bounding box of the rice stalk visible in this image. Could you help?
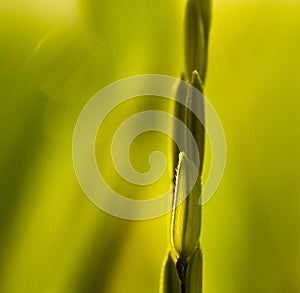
[160,0,212,292]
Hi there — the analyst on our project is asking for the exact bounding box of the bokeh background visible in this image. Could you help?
[1,0,300,292]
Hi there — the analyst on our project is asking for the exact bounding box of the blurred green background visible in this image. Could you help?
[1,0,300,292]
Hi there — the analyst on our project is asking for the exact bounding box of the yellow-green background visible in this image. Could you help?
[1,0,300,292]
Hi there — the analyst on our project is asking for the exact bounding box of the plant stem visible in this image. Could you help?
[160,0,212,292]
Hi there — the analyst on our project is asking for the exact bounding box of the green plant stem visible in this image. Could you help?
[160,0,212,292]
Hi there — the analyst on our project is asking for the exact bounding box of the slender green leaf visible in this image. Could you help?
[171,152,201,259]
[184,0,205,81]
[184,0,212,82]
[160,252,181,293]
[185,245,203,293]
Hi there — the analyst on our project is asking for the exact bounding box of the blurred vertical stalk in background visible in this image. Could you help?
[160,0,211,292]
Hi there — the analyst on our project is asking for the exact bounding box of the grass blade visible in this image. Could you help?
[185,245,203,293]
[171,152,201,260]
[160,252,181,293]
